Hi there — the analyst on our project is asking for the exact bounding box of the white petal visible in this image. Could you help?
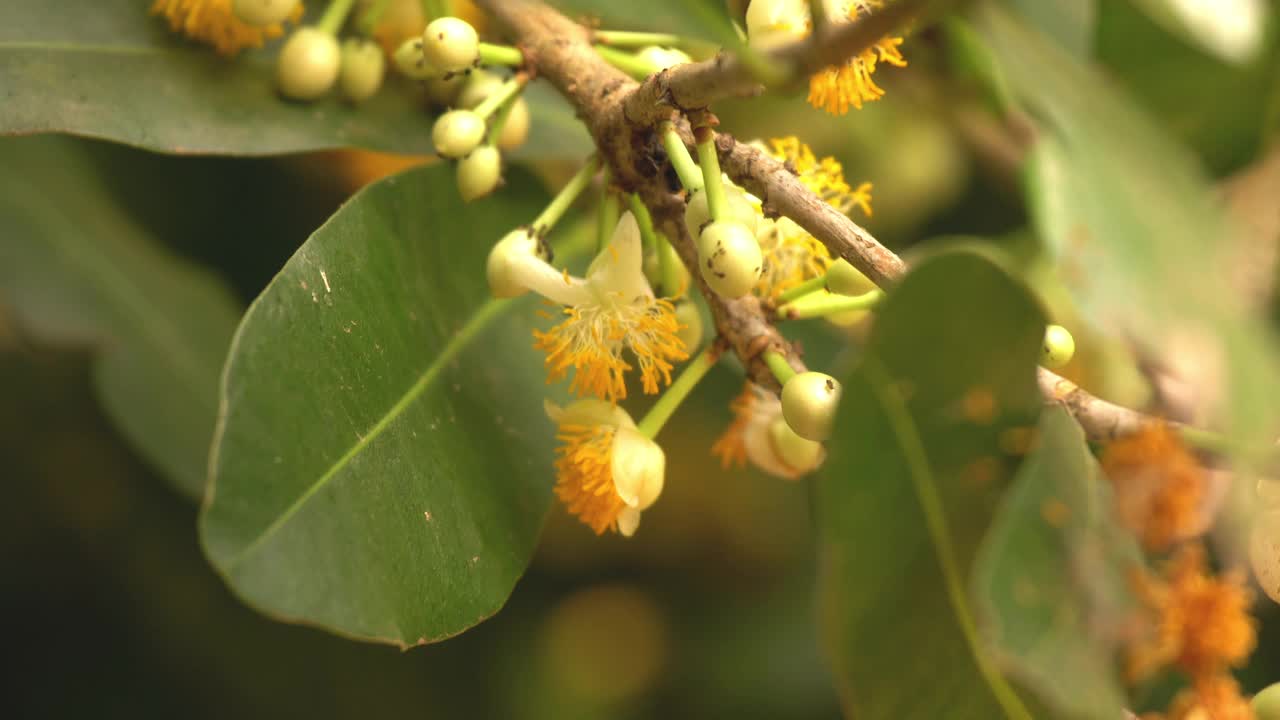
[611,427,665,509]
[587,212,655,304]
[617,506,641,537]
[544,398,636,429]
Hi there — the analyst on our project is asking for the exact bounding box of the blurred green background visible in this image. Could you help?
[4,0,1280,717]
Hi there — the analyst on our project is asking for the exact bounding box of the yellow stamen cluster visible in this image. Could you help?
[1101,423,1207,552]
[553,424,627,534]
[752,137,872,297]
[711,382,758,468]
[807,1,907,115]
[533,295,688,403]
[151,0,302,56]
[768,137,873,217]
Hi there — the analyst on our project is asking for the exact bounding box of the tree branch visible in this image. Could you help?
[477,0,1164,443]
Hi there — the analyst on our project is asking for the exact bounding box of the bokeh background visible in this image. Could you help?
[4,0,1280,717]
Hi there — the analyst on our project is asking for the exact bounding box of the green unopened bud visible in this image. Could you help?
[432,109,486,159]
[393,38,438,79]
[826,258,877,296]
[697,220,763,299]
[457,145,502,202]
[425,73,467,105]
[768,416,825,475]
[457,69,505,109]
[781,371,841,441]
[497,97,531,151]
[486,228,541,298]
[1255,682,1280,720]
[276,27,341,101]
[635,46,691,71]
[1041,324,1075,369]
[685,185,759,240]
[422,17,479,73]
[339,38,385,104]
[674,301,703,352]
[233,0,299,27]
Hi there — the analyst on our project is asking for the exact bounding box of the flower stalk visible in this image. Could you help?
[776,289,883,320]
[636,345,721,439]
[533,155,600,234]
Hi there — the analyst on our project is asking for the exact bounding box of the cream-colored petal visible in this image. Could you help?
[611,427,665,509]
[617,506,641,537]
[587,212,655,305]
[543,398,636,429]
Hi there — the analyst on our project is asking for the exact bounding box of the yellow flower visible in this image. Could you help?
[767,137,873,217]
[712,382,824,479]
[492,213,688,403]
[151,0,302,56]
[806,0,907,115]
[547,399,665,536]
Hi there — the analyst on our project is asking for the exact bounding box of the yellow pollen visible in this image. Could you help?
[150,0,302,56]
[554,424,627,534]
[532,296,688,403]
[711,382,758,468]
[767,137,873,217]
[806,0,907,118]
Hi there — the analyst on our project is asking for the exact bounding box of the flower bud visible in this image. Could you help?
[781,371,841,441]
[339,38,385,104]
[1253,682,1280,720]
[456,69,505,109]
[611,427,665,511]
[745,0,812,50]
[421,17,479,73]
[826,258,877,296]
[456,145,502,202]
[233,0,299,27]
[684,185,758,239]
[697,220,763,299]
[497,97,530,150]
[432,109,486,159]
[486,228,541,298]
[393,38,438,79]
[768,416,825,475]
[425,73,467,106]
[617,506,641,537]
[276,27,341,101]
[674,301,703,352]
[1041,324,1075,369]
[635,45,691,71]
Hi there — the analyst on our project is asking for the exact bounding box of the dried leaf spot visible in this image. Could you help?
[961,385,997,425]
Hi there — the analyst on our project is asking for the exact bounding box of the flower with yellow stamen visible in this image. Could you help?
[712,382,825,480]
[490,213,688,403]
[806,0,907,115]
[151,0,303,56]
[546,399,665,536]
[767,137,873,217]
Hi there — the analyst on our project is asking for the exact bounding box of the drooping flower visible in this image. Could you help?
[712,382,825,480]
[546,399,665,536]
[1101,424,1208,552]
[806,1,908,115]
[490,213,688,403]
[151,0,302,56]
[1126,542,1256,684]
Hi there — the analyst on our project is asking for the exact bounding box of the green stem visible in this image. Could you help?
[533,155,600,234]
[658,235,682,296]
[357,0,393,35]
[763,350,797,385]
[593,45,657,80]
[661,121,703,192]
[318,0,358,35]
[776,290,884,320]
[627,194,658,255]
[694,126,727,222]
[637,346,720,439]
[775,275,827,304]
[597,172,619,253]
[478,43,525,67]
[474,75,528,120]
[485,92,516,146]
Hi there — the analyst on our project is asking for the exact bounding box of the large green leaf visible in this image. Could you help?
[1003,0,1095,57]
[549,0,739,46]
[973,406,1142,720]
[201,162,559,646]
[815,252,1045,720]
[0,1,590,159]
[976,3,1280,458]
[0,136,242,500]
[1125,0,1268,66]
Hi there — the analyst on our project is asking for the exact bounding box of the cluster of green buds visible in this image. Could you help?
[267,0,386,103]
[391,17,531,201]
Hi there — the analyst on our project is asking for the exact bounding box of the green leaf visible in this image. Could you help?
[201,163,558,647]
[815,251,1045,720]
[0,136,242,500]
[1125,0,1268,66]
[1003,0,1096,57]
[549,0,739,46]
[973,406,1142,720]
[0,1,589,159]
[976,3,1280,459]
